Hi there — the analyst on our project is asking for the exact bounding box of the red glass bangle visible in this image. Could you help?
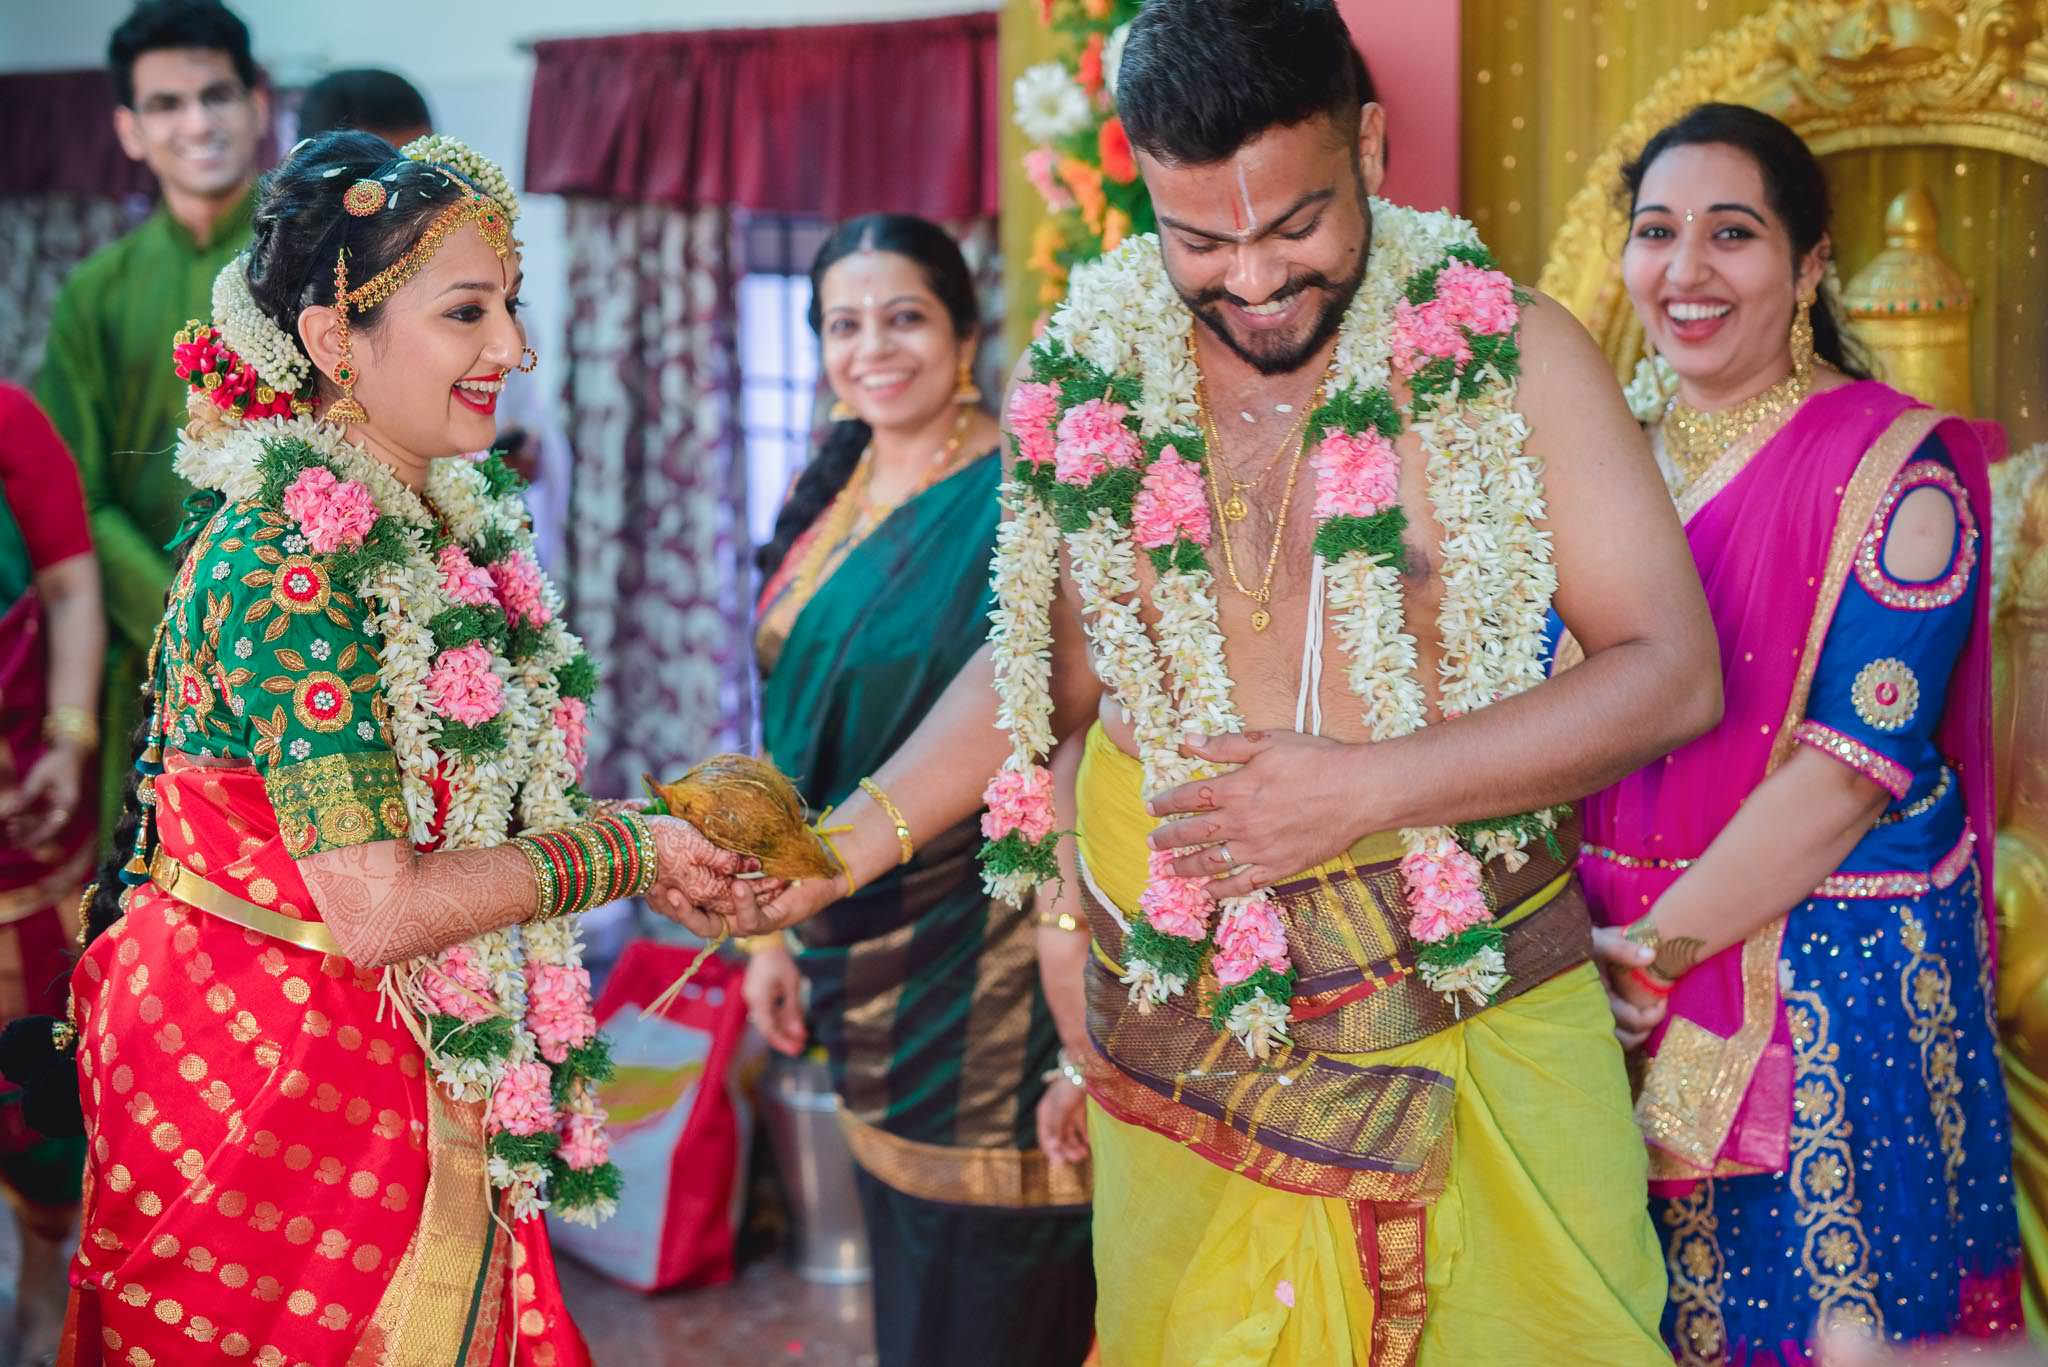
[1628,966,1676,999]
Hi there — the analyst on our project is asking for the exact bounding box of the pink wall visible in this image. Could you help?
[1340,1,1461,212]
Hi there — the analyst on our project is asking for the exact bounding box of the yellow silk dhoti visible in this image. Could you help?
[1075,725,1667,1365]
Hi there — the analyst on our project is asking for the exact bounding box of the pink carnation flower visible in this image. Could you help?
[981,766,1056,844]
[1390,298,1472,377]
[488,1060,560,1137]
[1432,260,1518,336]
[525,962,597,1064]
[1024,147,1075,213]
[280,466,379,553]
[1310,431,1402,520]
[1052,397,1142,486]
[1131,445,1211,550]
[490,552,552,628]
[1139,848,1212,941]
[1213,900,1289,984]
[1401,840,1492,943]
[419,944,495,1023]
[559,1108,611,1170]
[438,544,499,607]
[554,696,589,779]
[1007,381,1063,470]
[426,643,505,726]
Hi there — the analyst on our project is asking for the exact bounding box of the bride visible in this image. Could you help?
[15,131,764,1365]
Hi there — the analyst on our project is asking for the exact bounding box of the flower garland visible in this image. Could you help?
[174,401,621,1226]
[985,201,1562,1056]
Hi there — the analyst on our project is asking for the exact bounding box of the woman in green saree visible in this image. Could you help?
[744,215,1096,1367]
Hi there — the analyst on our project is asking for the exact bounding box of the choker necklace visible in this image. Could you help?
[1660,365,1812,485]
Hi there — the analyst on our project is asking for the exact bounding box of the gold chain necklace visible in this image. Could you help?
[1659,365,1812,486]
[1197,378,1311,632]
[791,408,973,611]
[1209,405,1313,522]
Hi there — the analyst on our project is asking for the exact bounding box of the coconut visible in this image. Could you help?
[644,753,839,881]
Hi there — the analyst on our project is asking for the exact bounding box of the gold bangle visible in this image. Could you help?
[858,777,914,866]
[740,934,785,957]
[43,705,98,750]
[1035,908,1083,933]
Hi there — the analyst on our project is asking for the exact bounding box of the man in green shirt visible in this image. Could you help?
[35,0,266,832]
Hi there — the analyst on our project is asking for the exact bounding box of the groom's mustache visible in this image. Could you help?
[1189,271,1342,312]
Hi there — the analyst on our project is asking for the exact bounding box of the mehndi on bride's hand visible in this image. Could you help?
[643,815,785,938]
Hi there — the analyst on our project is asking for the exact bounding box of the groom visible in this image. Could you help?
[742,1,1717,1360]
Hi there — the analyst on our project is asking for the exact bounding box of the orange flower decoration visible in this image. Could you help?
[1078,32,1106,96]
[1058,156,1107,234]
[1098,117,1137,185]
[1101,207,1132,254]
[1083,0,1111,17]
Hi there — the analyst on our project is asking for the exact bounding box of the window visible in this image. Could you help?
[736,215,831,552]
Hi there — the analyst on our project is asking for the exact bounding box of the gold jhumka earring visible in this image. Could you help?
[325,250,371,425]
[953,355,982,405]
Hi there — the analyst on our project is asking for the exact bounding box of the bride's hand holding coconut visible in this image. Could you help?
[641,815,782,939]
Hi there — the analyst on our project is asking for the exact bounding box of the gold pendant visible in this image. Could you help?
[1223,494,1249,522]
[1251,607,1271,631]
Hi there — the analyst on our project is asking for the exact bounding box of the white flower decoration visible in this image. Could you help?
[1013,62,1093,145]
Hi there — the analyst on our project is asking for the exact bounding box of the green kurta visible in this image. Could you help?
[33,190,255,833]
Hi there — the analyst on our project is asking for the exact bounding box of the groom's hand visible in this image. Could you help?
[724,874,841,938]
[1145,730,1359,898]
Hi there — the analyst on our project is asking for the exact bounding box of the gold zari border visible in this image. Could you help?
[149,849,342,956]
[266,749,409,858]
[838,1110,1092,1209]
[1638,405,1943,1181]
[354,1087,502,1365]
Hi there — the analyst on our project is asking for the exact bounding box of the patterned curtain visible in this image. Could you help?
[557,201,753,797]
[0,194,134,383]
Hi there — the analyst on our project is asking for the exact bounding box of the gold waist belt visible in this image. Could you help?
[149,849,344,957]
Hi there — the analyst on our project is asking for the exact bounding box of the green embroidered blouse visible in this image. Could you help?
[157,497,410,858]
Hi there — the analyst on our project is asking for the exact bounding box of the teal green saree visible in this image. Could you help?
[756,448,1093,1366]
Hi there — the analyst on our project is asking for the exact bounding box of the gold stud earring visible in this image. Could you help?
[517,346,539,374]
[953,355,982,406]
[324,251,370,425]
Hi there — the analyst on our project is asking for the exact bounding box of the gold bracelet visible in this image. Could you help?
[1035,907,1083,933]
[858,777,915,866]
[740,934,786,957]
[43,705,98,750]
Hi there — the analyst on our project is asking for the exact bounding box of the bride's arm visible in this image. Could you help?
[298,814,752,967]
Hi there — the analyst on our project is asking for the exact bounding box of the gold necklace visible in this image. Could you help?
[1209,406,1312,522]
[791,409,973,611]
[1660,365,1812,486]
[1197,380,1311,632]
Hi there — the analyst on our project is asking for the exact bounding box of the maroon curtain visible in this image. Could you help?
[523,14,999,220]
[0,70,156,199]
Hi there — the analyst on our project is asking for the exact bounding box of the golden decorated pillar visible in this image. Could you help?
[1840,188,1975,415]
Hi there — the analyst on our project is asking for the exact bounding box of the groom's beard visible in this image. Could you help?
[1179,252,1368,377]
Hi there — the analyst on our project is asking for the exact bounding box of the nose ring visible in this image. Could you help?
[516,346,539,374]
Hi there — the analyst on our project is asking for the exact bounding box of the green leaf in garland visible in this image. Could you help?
[1405,355,1460,418]
[1445,242,1497,273]
[471,527,517,566]
[488,1130,559,1166]
[1146,538,1210,575]
[437,716,508,758]
[1014,458,1060,509]
[1454,807,1569,863]
[551,1034,616,1106]
[1143,428,1205,466]
[430,603,509,654]
[1208,966,1297,1031]
[1308,385,1402,444]
[1124,921,1207,986]
[473,452,526,499]
[556,651,599,701]
[549,1159,623,1212]
[1464,328,1522,389]
[979,828,1063,887]
[427,1012,514,1063]
[1414,922,1506,971]
[506,620,546,664]
[1311,506,1408,567]
[1049,464,1143,534]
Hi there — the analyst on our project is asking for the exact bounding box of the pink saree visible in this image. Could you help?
[1581,379,1997,1189]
